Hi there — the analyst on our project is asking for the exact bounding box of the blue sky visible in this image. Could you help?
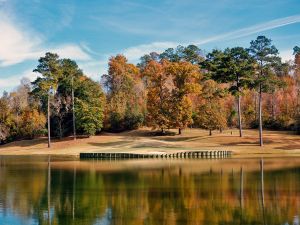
[0,0,300,93]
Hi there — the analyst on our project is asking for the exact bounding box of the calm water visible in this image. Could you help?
[0,156,299,225]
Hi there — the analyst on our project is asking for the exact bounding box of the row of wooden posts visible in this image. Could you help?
[80,151,232,159]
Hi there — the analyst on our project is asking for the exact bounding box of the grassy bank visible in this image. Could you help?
[0,128,299,156]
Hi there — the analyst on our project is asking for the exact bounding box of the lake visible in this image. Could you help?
[0,156,299,225]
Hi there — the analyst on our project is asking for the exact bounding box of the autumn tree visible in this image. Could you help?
[166,61,202,134]
[294,46,300,114]
[0,92,12,143]
[248,36,280,146]
[194,80,227,135]
[142,60,172,133]
[0,79,47,142]
[103,55,145,131]
[18,108,46,139]
[203,47,254,137]
[9,78,31,124]
[293,46,300,133]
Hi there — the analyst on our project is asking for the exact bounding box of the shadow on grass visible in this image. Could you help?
[274,145,300,150]
[88,140,132,147]
[220,138,279,147]
[155,136,213,142]
[220,141,259,147]
[0,138,46,148]
[154,136,197,142]
[0,135,90,148]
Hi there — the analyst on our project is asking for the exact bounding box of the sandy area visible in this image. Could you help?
[0,128,299,156]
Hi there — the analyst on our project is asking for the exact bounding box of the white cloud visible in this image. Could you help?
[122,41,179,62]
[0,11,91,67]
[193,14,300,45]
[1,12,300,93]
[114,14,300,64]
[79,59,108,80]
[51,44,91,61]
[280,50,294,62]
[0,70,37,89]
[96,13,300,76]
[0,13,43,66]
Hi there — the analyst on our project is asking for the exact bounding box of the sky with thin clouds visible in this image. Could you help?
[0,0,300,93]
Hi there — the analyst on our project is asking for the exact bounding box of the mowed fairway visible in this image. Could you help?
[0,128,299,156]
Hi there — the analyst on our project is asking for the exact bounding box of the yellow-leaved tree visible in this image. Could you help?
[166,61,202,134]
[195,80,227,135]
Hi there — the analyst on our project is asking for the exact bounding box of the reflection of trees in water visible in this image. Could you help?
[0,159,299,225]
[261,158,266,225]
[48,156,51,225]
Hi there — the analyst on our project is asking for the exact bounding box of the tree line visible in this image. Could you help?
[0,36,299,146]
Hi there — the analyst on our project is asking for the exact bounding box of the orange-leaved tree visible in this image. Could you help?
[142,60,172,133]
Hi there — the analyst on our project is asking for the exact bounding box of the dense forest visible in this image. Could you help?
[0,36,299,146]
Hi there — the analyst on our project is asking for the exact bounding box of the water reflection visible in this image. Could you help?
[0,156,299,225]
[48,156,51,225]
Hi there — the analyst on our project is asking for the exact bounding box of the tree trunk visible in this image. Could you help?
[59,119,62,139]
[47,93,51,148]
[237,95,243,137]
[209,129,212,136]
[258,84,263,146]
[178,128,181,135]
[72,76,76,140]
[254,93,257,121]
[161,128,165,134]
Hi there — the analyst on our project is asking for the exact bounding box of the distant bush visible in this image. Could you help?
[249,116,297,131]
[263,118,286,130]
[295,115,300,134]
[249,120,259,129]
[124,112,144,130]
[109,111,144,132]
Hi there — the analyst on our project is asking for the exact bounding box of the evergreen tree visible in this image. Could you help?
[203,47,255,137]
[248,36,280,146]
